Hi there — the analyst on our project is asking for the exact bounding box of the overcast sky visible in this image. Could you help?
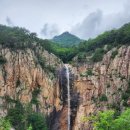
[0,0,130,39]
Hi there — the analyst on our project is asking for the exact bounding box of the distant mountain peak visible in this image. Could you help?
[63,31,69,33]
[53,31,72,38]
[62,31,70,35]
[52,31,83,47]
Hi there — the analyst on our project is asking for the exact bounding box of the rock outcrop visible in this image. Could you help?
[72,46,130,130]
[0,45,130,130]
[0,46,63,118]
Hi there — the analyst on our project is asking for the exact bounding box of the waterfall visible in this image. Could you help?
[65,64,71,130]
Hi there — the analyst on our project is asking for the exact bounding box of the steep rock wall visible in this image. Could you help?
[0,47,63,117]
[72,46,130,130]
[1,45,130,130]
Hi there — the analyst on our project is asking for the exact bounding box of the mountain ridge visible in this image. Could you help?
[52,31,83,47]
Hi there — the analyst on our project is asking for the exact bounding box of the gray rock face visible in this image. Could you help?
[72,46,130,130]
[1,45,130,130]
[0,47,63,117]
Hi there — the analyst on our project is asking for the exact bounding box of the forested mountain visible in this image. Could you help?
[75,22,130,63]
[1,22,130,64]
[52,31,83,47]
[0,25,77,63]
[1,22,130,130]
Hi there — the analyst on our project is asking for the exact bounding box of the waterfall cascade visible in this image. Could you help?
[65,64,71,130]
[50,64,79,130]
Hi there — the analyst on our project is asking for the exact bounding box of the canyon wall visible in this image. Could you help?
[0,45,130,130]
[0,46,63,118]
[72,45,130,130]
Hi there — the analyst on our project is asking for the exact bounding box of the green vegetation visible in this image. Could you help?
[121,80,130,106]
[7,101,25,130]
[86,69,93,76]
[111,50,118,59]
[0,118,11,130]
[0,24,78,63]
[31,88,41,105]
[79,23,130,54]
[99,94,108,101]
[50,45,78,63]
[77,52,86,62]
[36,54,56,74]
[89,108,130,130]
[0,25,37,49]
[37,55,46,69]
[3,93,48,130]
[6,102,47,130]
[28,113,47,130]
[1,22,130,63]
[0,55,7,65]
[45,65,56,74]
[27,125,33,130]
[91,48,105,62]
[77,23,130,62]
[1,22,130,130]
[52,31,83,47]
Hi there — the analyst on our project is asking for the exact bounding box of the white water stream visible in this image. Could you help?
[65,64,71,130]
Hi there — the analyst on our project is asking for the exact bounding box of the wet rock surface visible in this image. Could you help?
[50,66,79,130]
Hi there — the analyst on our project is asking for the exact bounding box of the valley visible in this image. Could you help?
[0,23,130,130]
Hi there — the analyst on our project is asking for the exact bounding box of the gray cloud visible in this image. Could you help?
[0,0,129,39]
[6,17,14,26]
[71,10,103,39]
[71,0,130,39]
[40,23,59,39]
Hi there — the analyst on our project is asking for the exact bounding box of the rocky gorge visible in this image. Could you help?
[1,43,130,130]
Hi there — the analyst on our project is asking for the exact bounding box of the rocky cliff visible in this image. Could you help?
[0,44,130,130]
[71,45,130,130]
[50,45,130,130]
[0,46,63,119]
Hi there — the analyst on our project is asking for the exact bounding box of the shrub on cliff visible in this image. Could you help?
[86,69,93,76]
[91,48,105,62]
[111,50,118,59]
[37,55,46,69]
[6,97,48,130]
[27,113,47,130]
[31,88,41,105]
[99,94,108,102]
[0,55,7,65]
[7,101,25,130]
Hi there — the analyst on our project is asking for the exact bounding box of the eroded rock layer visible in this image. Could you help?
[72,46,130,130]
[0,47,63,118]
[1,45,130,130]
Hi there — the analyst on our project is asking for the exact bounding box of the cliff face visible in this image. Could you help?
[1,45,130,130]
[0,46,63,117]
[72,45,130,130]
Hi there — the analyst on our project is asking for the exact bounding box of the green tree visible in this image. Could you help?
[27,113,47,130]
[27,124,33,130]
[91,110,114,130]
[0,118,11,130]
[91,48,105,62]
[89,108,130,130]
[7,101,25,130]
[112,109,130,130]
